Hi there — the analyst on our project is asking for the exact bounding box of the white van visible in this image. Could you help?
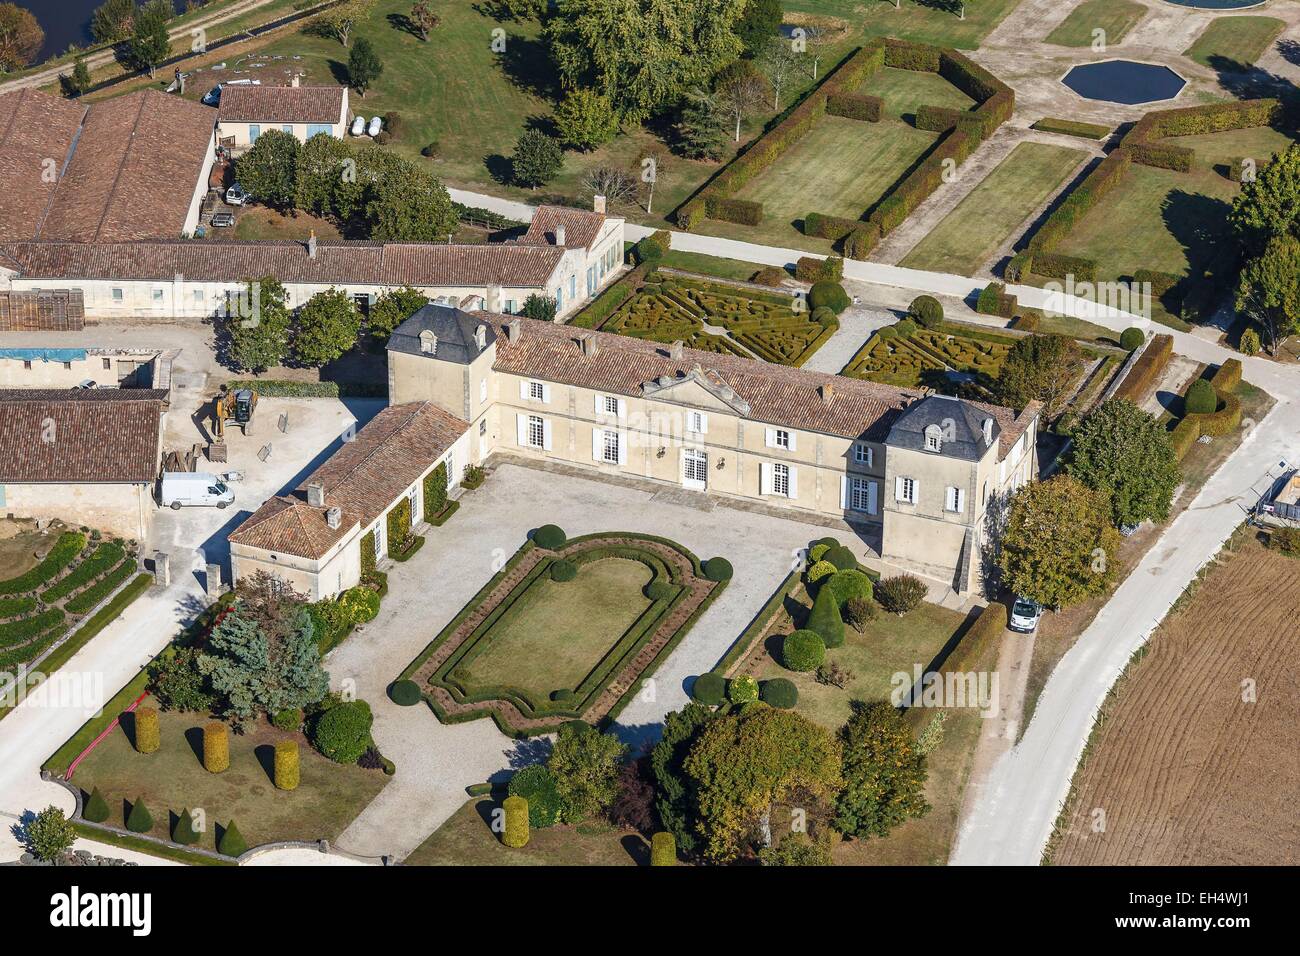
[160,472,235,510]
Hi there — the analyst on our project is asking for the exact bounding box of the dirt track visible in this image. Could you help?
[1052,537,1300,865]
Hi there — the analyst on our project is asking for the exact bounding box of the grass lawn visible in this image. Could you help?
[232,207,342,242]
[1157,124,1296,173]
[901,141,1087,275]
[658,249,769,283]
[860,65,976,121]
[458,558,652,700]
[784,0,1024,50]
[1045,0,1148,48]
[70,699,388,851]
[1184,15,1287,72]
[404,797,644,865]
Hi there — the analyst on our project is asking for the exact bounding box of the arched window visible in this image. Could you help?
[924,424,943,452]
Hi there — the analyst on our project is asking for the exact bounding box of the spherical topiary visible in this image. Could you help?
[83,787,110,823]
[825,569,873,608]
[815,536,841,551]
[274,739,300,791]
[388,679,421,706]
[812,306,838,330]
[502,795,530,848]
[808,280,850,314]
[534,524,567,550]
[645,580,675,601]
[218,820,247,857]
[133,706,159,754]
[824,545,858,571]
[806,560,837,584]
[782,630,826,672]
[311,699,373,764]
[875,574,928,614]
[909,295,944,329]
[809,543,831,563]
[202,721,229,773]
[650,831,677,865]
[691,671,726,706]
[727,675,759,704]
[760,678,799,709]
[1120,327,1145,351]
[702,556,733,582]
[549,558,577,582]
[126,797,153,833]
[508,765,562,828]
[1185,378,1218,415]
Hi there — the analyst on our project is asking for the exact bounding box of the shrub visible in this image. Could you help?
[274,739,300,791]
[1012,311,1040,331]
[338,584,380,624]
[826,569,873,607]
[133,706,160,754]
[173,809,200,845]
[271,707,301,731]
[894,317,918,338]
[389,679,421,706]
[634,231,669,265]
[826,91,882,121]
[804,212,863,242]
[1269,526,1300,555]
[977,282,1017,318]
[844,596,875,631]
[422,462,449,521]
[728,675,759,704]
[1184,379,1218,415]
[809,543,831,563]
[875,575,927,614]
[1239,328,1261,356]
[549,559,577,582]
[807,584,845,649]
[909,295,943,329]
[706,196,763,225]
[702,557,733,582]
[806,559,837,585]
[813,306,838,330]
[311,699,373,764]
[549,688,573,703]
[760,678,798,709]
[420,141,439,158]
[650,831,677,865]
[1005,251,1033,282]
[502,795,530,848]
[1169,418,1200,460]
[507,765,562,828]
[534,525,567,550]
[126,798,153,833]
[795,255,843,282]
[1120,327,1145,351]
[691,671,725,706]
[808,280,850,314]
[1210,358,1242,394]
[82,787,110,823]
[844,225,880,260]
[1115,334,1173,402]
[645,580,675,602]
[824,545,858,571]
[752,266,788,286]
[218,820,247,857]
[203,721,230,773]
[782,630,826,672]
[1031,117,1111,139]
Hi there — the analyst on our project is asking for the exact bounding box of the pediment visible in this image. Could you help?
[641,365,750,416]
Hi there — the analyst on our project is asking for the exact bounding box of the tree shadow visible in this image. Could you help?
[326,59,350,87]
[484,153,513,186]
[121,709,139,749]
[386,13,423,40]
[1279,39,1300,69]
[121,797,134,828]
[497,34,561,101]
[621,833,650,865]
[1159,189,1233,290]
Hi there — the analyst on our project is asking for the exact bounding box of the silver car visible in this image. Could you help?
[1008,596,1043,633]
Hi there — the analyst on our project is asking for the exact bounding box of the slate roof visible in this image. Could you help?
[389,304,497,365]
[217,84,346,125]
[0,389,164,483]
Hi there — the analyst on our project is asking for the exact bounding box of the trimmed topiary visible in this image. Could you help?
[782,630,826,672]
[806,559,837,585]
[534,524,567,550]
[702,556,733,582]
[133,706,159,754]
[825,568,873,608]
[311,699,374,764]
[274,739,300,791]
[650,831,677,865]
[760,678,798,709]
[508,765,562,828]
[173,809,200,845]
[126,797,153,833]
[271,708,302,731]
[549,558,577,582]
[388,679,421,706]
[1184,378,1217,415]
[875,574,927,615]
[727,674,759,704]
[645,580,675,601]
[338,585,380,624]
[549,688,574,703]
[691,671,725,706]
[824,545,858,571]
[1120,327,1145,351]
[82,787,110,823]
[808,543,831,563]
[815,537,841,550]
[808,280,850,315]
[807,584,845,649]
[218,820,247,857]
[751,266,788,287]
[502,795,530,848]
[203,721,229,773]
[909,295,943,329]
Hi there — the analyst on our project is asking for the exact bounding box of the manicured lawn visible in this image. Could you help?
[232,207,341,242]
[1184,16,1286,72]
[784,0,1024,50]
[70,699,388,851]
[1157,124,1295,173]
[901,142,1087,275]
[860,65,975,121]
[658,250,769,283]
[459,558,652,701]
[1045,0,1148,48]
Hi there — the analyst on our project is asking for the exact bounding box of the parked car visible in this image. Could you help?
[211,212,235,228]
[1008,596,1043,634]
[367,115,383,137]
[72,379,97,390]
[160,472,235,510]
[350,115,365,136]
[225,182,250,206]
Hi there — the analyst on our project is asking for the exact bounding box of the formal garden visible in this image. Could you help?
[398,526,731,737]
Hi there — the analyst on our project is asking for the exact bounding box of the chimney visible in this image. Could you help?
[669,340,684,360]
[486,283,502,313]
[819,382,834,404]
[307,230,317,259]
[982,418,994,447]
[291,73,300,88]
[306,482,326,508]
[506,318,522,344]
[554,223,566,246]
[474,324,487,351]
[593,194,606,214]
[325,506,341,529]
[579,334,599,358]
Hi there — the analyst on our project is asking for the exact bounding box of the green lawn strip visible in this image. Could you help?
[658,250,770,283]
[70,822,235,867]
[40,541,126,603]
[1184,16,1287,72]
[784,0,1024,50]
[1045,0,1147,48]
[860,65,976,120]
[901,142,1088,276]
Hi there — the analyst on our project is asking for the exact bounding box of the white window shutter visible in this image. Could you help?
[787,467,798,499]
[516,414,527,446]
[867,446,874,468]
[786,431,796,452]
[541,383,551,404]
[840,476,848,509]
[895,476,905,501]
[519,380,529,401]
[765,428,777,449]
[868,481,878,515]
[760,462,774,495]
[617,398,627,419]
[957,488,966,513]
[594,394,603,416]
[913,481,919,503]
[542,419,553,451]
[617,431,627,465]
[592,428,602,461]
[698,413,708,435]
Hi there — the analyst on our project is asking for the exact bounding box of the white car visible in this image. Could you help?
[350,115,366,136]
[367,115,383,137]
[1008,596,1043,634]
[225,182,250,206]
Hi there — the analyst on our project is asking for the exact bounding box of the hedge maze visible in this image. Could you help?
[843,322,1014,388]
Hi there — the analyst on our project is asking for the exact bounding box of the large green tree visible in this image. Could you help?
[295,289,361,367]
[997,475,1121,608]
[547,723,627,823]
[1235,232,1300,354]
[90,0,136,44]
[833,699,930,840]
[235,129,301,210]
[227,276,291,372]
[511,129,563,189]
[0,3,43,71]
[675,87,728,160]
[994,333,1084,414]
[367,167,457,241]
[650,703,714,854]
[735,0,782,56]
[23,806,76,863]
[1230,142,1300,256]
[127,0,172,77]
[554,87,620,151]
[295,131,354,216]
[1066,399,1181,527]
[370,286,429,338]
[347,34,383,96]
[545,0,747,124]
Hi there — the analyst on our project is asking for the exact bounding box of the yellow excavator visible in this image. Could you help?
[213,386,258,440]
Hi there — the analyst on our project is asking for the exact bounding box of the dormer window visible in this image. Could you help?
[924,424,943,452]
[419,330,437,355]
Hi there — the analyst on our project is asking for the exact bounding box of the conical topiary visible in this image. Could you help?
[807,582,845,649]
[203,721,229,773]
[125,797,153,833]
[82,787,110,823]
[134,706,160,754]
[273,739,299,791]
[218,820,247,857]
[173,808,199,845]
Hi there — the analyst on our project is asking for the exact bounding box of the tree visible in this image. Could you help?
[409,0,438,40]
[650,703,715,854]
[1230,142,1300,256]
[0,3,43,71]
[348,35,383,96]
[994,333,1084,415]
[582,165,637,208]
[758,36,800,111]
[226,276,291,372]
[520,293,556,321]
[370,286,429,338]
[367,166,457,241]
[1066,399,1181,528]
[127,0,172,78]
[235,128,300,210]
[735,0,782,56]
[24,806,76,862]
[90,0,137,44]
[795,20,829,80]
[675,87,728,161]
[997,476,1121,608]
[511,129,563,188]
[295,289,361,367]
[317,0,375,48]
[547,724,628,823]
[197,571,331,720]
[545,0,747,124]
[493,0,546,19]
[683,707,842,863]
[833,699,930,839]
[554,87,620,151]
[713,58,771,142]
[295,132,354,215]
[759,831,834,866]
[1235,232,1300,355]
[63,58,92,98]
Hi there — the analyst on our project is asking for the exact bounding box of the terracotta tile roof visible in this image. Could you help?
[522,205,608,250]
[0,389,163,483]
[0,238,566,288]
[217,84,346,125]
[227,495,358,561]
[0,90,85,242]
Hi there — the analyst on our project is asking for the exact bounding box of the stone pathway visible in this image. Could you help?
[802,305,898,374]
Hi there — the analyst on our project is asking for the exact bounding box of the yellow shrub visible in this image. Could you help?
[651,831,677,866]
[274,739,299,791]
[203,721,230,773]
[134,706,159,754]
[502,795,529,848]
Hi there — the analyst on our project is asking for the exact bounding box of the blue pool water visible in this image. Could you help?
[1062,60,1187,106]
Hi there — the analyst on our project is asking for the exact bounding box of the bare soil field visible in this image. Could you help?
[1051,537,1300,865]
